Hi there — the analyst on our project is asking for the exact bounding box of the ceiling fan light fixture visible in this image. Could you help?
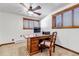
[28,11,33,15]
[20,3,41,16]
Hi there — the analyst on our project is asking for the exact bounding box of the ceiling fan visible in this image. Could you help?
[20,3,41,16]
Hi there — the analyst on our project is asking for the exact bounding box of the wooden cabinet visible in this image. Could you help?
[27,37,39,55]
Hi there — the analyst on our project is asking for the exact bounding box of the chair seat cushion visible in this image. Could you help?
[40,40,53,47]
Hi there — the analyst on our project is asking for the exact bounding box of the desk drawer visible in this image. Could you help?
[31,40,38,44]
[31,45,39,52]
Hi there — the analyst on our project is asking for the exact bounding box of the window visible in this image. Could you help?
[56,14,62,28]
[23,18,40,29]
[29,21,34,28]
[34,21,40,27]
[23,19,29,29]
[74,7,79,26]
[52,4,79,29]
[63,10,72,27]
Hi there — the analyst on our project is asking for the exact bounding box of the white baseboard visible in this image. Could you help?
[0,42,15,46]
[15,40,25,43]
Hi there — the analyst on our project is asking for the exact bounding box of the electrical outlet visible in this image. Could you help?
[12,39,14,41]
[20,35,22,37]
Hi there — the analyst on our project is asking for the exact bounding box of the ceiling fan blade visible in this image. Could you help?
[20,3,28,9]
[32,6,41,11]
[33,12,41,15]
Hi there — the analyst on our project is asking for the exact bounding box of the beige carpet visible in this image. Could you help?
[0,43,78,56]
[18,46,79,56]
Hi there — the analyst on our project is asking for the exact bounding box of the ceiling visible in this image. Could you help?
[0,3,70,20]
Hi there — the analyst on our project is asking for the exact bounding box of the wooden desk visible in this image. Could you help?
[27,35,50,55]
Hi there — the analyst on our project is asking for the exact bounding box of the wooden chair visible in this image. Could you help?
[39,32,57,56]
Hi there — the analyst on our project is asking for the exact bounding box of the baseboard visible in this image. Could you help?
[15,40,25,43]
[55,44,79,55]
[0,42,15,47]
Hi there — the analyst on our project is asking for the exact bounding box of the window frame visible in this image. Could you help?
[23,18,40,30]
[52,4,79,29]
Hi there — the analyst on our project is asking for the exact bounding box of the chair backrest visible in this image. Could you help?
[50,32,57,46]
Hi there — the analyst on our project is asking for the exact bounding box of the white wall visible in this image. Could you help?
[41,15,52,32]
[0,12,34,44]
[40,4,79,52]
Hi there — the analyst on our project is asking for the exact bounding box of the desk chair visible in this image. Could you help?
[39,32,57,56]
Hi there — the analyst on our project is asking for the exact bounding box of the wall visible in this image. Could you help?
[40,4,79,52]
[0,12,34,44]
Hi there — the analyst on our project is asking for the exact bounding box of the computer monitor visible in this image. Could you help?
[34,27,41,33]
